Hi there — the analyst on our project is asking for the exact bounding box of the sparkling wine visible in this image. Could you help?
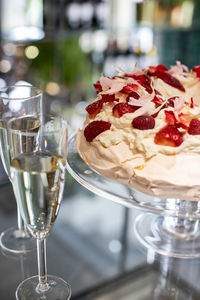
[0,120,10,177]
[0,116,40,177]
[10,152,66,239]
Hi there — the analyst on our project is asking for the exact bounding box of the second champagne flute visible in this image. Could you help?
[8,114,71,300]
[0,85,42,253]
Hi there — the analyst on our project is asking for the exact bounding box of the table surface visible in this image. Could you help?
[0,172,200,300]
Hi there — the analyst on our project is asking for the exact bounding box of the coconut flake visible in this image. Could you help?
[169,61,189,75]
[131,102,155,118]
[128,91,155,106]
[174,96,185,112]
[99,76,125,94]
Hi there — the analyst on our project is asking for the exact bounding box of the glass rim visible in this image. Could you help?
[0,85,42,101]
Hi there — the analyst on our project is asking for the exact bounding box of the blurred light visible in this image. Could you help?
[0,78,7,89]
[25,45,39,59]
[0,60,12,73]
[1,0,44,42]
[6,26,44,42]
[9,101,22,112]
[46,82,60,96]
[132,0,147,2]
[136,27,153,53]
[3,43,16,56]
[80,3,94,23]
[96,3,109,25]
[93,30,108,52]
[108,240,122,253]
[8,83,32,112]
[66,3,81,28]
[79,31,93,53]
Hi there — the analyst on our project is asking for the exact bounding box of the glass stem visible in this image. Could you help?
[36,239,49,293]
[17,204,23,231]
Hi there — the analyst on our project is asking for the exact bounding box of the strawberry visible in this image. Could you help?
[126,91,140,102]
[86,99,103,118]
[192,66,200,78]
[112,103,137,118]
[93,80,102,93]
[132,115,155,130]
[152,95,165,108]
[188,119,200,135]
[101,94,117,103]
[154,125,183,147]
[190,97,194,108]
[148,64,168,75]
[121,84,139,94]
[164,111,177,125]
[156,71,185,92]
[167,97,176,107]
[126,74,153,94]
[84,120,111,142]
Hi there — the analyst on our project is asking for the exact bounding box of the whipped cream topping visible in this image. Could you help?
[77,62,200,200]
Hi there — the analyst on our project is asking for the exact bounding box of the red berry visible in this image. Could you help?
[156,71,185,92]
[112,103,137,118]
[101,94,117,103]
[167,97,176,107]
[148,64,168,76]
[164,111,177,125]
[132,115,155,130]
[152,95,165,108]
[188,119,200,135]
[126,74,153,94]
[192,66,200,78]
[86,99,103,118]
[121,84,139,94]
[84,121,111,142]
[126,91,140,101]
[154,125,183,147]
[93,81,102,93]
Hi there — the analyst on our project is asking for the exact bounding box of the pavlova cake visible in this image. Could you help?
[77,62,200,201]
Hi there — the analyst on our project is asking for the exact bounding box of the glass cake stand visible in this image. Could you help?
[67,133,200,259]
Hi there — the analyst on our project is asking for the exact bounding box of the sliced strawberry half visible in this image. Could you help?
[126,91,140,102]
[156,71,185,92]
[154,125,183,147]
[126,74,153,94]
[101,94,117,103]
[164,111,177,125]
[112,102,138,118]
[148,64,168,75]
[188,118,200,135]
[121,84,139,94]
[93,80,102,93]
[84,120,111,142]
[132,115,155,130]
[152,95,165,108]
[86,99,103,118]
[192,66,200,78]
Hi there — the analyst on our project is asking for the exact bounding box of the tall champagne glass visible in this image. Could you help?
[0,85,42,253]
[8,114,71,300]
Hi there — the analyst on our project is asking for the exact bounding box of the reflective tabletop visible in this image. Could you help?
[0,174,200,300]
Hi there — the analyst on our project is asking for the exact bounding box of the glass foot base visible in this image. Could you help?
[0,227,35,254]
[134,214,200,259]
[16,275,71,300]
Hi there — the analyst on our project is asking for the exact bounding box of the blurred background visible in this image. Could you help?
[1,0,200,131]
[1,1,200,299]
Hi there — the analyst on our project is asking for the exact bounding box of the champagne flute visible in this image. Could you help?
[0,85,42,253]
[8,114,71,300]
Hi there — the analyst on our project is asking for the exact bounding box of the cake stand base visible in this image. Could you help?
[134,213,200,259]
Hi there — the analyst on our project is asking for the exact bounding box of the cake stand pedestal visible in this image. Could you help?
[67,133,200,259]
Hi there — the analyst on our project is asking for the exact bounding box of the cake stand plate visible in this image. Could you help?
[67,133,200,258]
